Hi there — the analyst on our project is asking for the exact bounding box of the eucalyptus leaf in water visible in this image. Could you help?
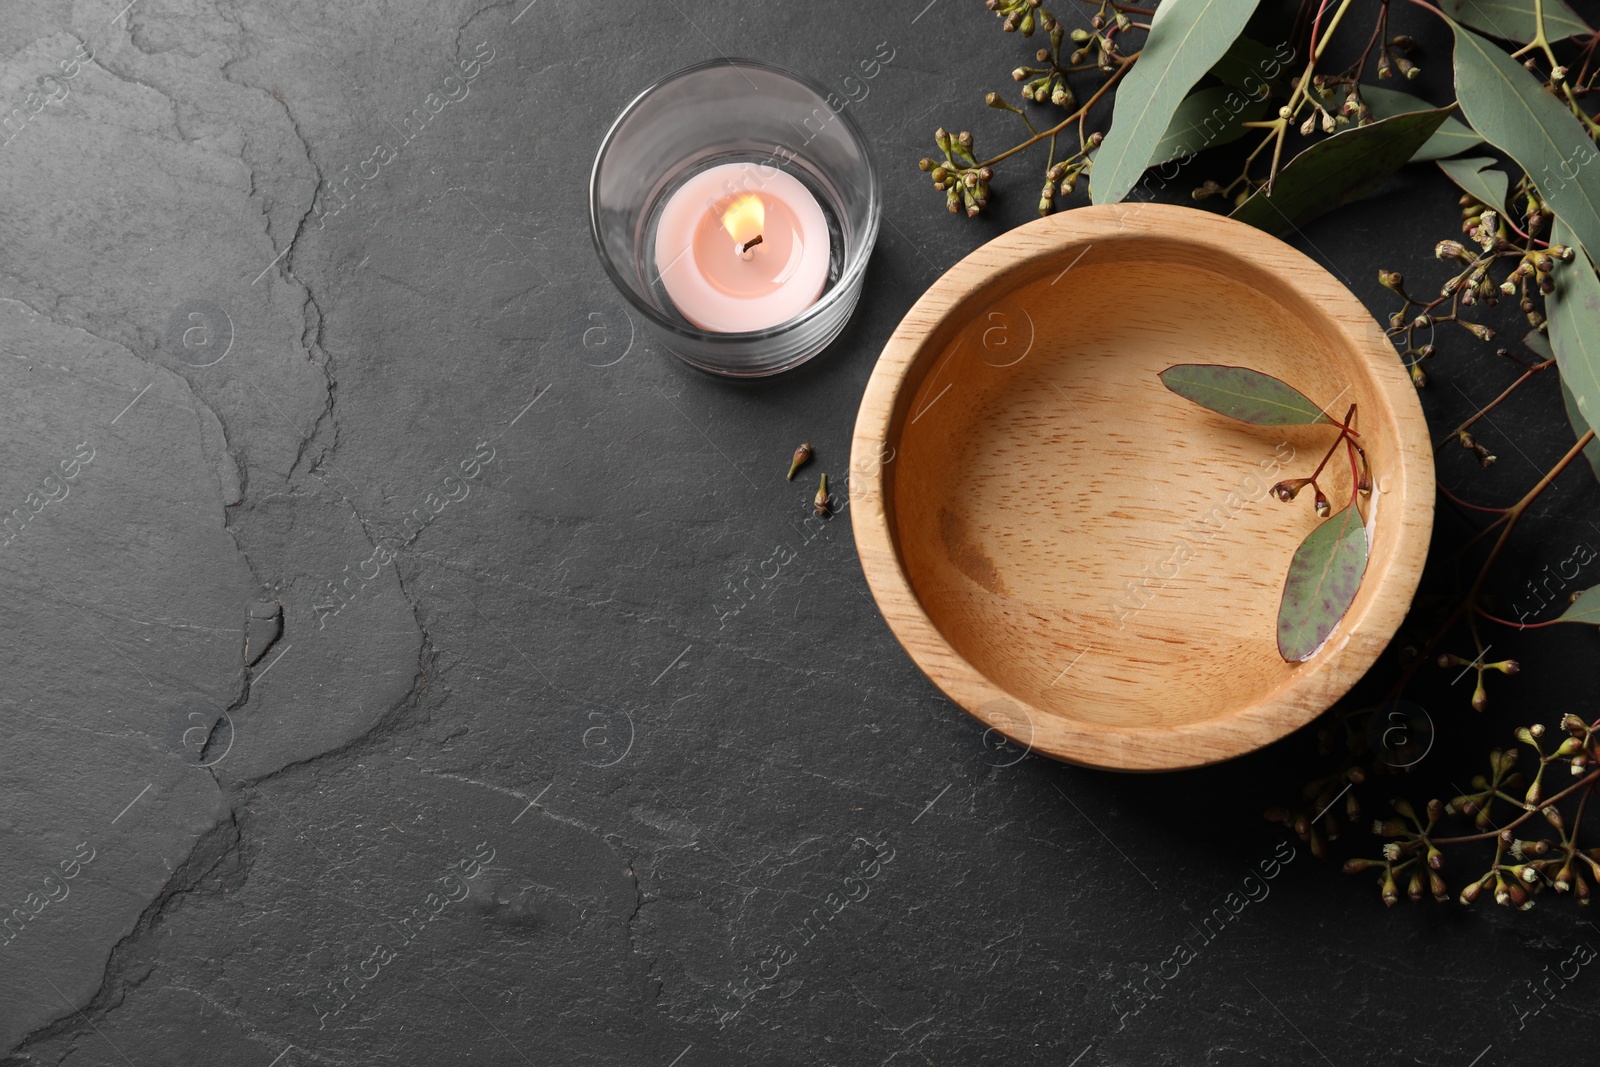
[1091,0,1262,205]
[1278,504,1369,662]
[1159,365,1332,425]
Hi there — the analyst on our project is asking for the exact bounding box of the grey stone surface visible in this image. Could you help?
[2,1,1598,1064]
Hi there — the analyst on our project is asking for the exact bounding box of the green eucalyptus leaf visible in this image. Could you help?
[1558,378,1600,485]
[1547,222,1600,468]
[1279,504,1369,662]
[1556,585,1600,624]
[1451,22,1600,257]
[1526,325,1600,483]
[1231,109,1451,234]
[1159,364,1332,425]
[1092,0,1262,205]
[1209,35,1296,95]
[1437,155,1509,211]
[1149,85,1270,168]
[1361,85,1483,161]
[1440,0,1592,42]
[1524,329,1554,360]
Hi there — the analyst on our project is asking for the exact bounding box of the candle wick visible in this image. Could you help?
[736,233,764,257]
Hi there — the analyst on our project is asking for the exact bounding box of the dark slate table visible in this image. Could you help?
[3,1,1597,1064]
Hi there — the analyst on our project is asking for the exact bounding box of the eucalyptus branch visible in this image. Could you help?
[917,0,1144,217]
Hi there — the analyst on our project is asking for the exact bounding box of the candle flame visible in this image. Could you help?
[721,194,765,244]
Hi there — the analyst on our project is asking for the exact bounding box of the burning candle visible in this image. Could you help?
[654,162,831,333]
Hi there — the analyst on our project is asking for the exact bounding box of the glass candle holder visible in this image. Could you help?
[589,59,880,378]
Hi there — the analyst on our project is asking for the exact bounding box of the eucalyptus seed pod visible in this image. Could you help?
[813,474,830,517]
[787,442,813,480]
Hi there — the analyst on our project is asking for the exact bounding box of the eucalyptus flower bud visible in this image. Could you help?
[787,442,813,480]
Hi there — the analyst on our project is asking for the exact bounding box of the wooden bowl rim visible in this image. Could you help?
[849,202,1435,772]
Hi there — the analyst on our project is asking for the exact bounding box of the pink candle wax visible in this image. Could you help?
[654,162,830,333]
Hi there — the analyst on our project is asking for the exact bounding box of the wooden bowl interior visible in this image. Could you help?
[888,234,1404,739]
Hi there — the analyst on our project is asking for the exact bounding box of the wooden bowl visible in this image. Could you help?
[850,203,1433,771]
